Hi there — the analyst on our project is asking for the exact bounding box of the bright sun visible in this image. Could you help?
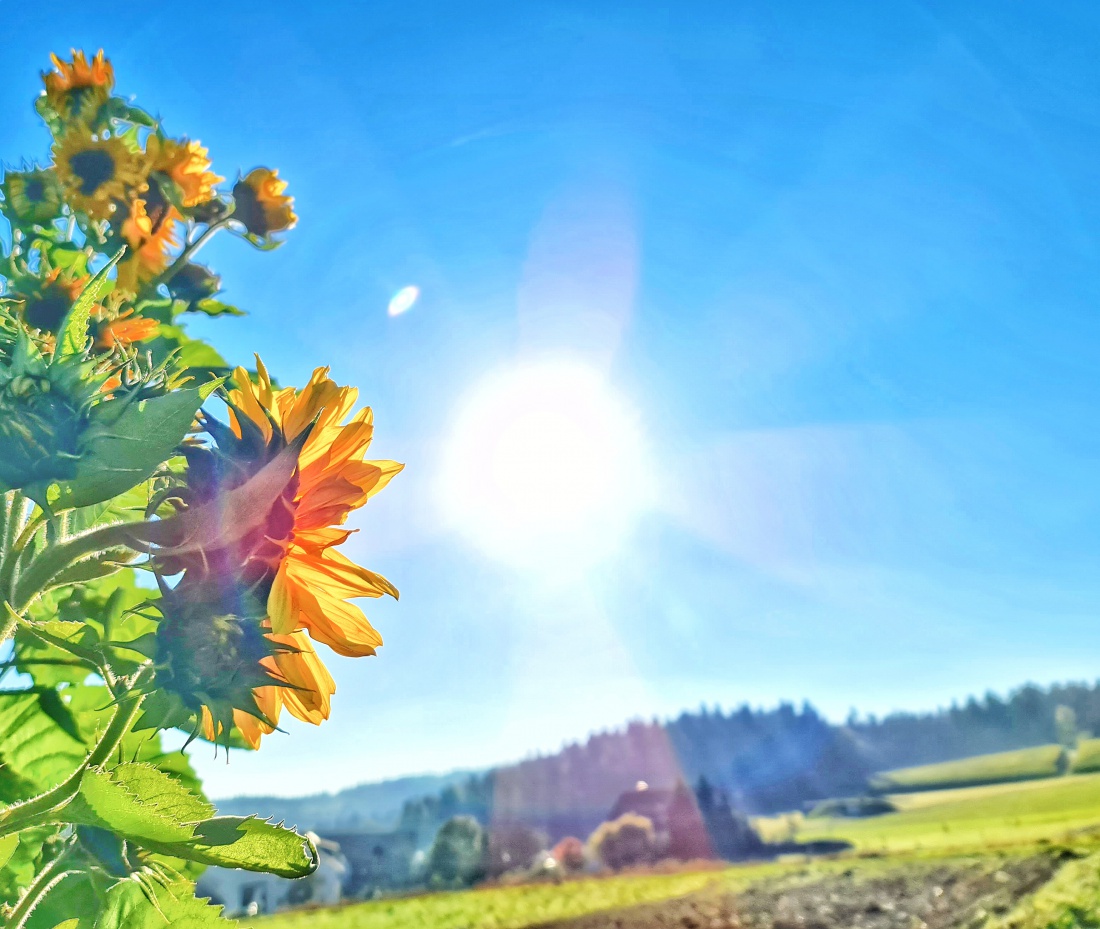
[439,360,650,570]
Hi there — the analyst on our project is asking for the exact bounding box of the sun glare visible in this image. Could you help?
[439,360,650,570]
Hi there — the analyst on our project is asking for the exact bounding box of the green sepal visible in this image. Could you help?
[53,250,124,362]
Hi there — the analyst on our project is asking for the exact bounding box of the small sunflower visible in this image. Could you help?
[53,129,146,220]
[12,268,89,336]
[116,196,181,294]
[155,359,402,746]
[232,168,296,237]
[146,136,222,208]
[42,49,114,122]
[0,167,64,226]
[93,308,159,349]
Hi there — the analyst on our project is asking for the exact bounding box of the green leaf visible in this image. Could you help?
[191,299,244,318]
[53,250,123,361]
[70,764,212,845]
[50,920,81,929]
[68,763,317,877]
[24,867,110,929]
[0,693,85,790]
[44,382,217,511]
[0,833,18,869]
[0,826,58,909]
[149,815,318,878]
[95,878,237,929]
[175,340,229,371]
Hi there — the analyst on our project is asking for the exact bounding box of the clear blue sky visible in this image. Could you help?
[5,2,1100,798]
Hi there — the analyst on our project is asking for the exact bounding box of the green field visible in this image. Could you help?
[870,744,1066,793]
[1073,738,1100,774]
[785,771,1100,852]
[259,869,745,929]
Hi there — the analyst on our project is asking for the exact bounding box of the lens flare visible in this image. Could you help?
[388,285,419,317]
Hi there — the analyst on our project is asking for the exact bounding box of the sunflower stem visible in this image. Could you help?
[149,217,229,293]
[0,663,153,839]
[6,839,76,929]
[10,520,139,612]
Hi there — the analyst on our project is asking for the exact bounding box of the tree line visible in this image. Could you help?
[400,678,1100,842]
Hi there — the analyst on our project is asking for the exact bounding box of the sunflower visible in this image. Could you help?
[53,130,146,220]
[115,196,181,294]
[12,268,89,336]
[146,135,222,208]
[232,168,296,237]
[0,167,64,226]
[93,308,159,349]
[42,49,114,122]
[155,360,402,746]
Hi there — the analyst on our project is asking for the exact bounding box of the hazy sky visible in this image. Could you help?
[5,2,1100,798]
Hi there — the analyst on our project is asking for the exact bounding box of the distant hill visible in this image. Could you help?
[398,678,1100,842]
[216,677,1100,843]
[213,770,479,832]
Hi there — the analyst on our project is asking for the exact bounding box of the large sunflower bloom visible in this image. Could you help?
[146,136,222,207]
[0,167,64,226]
[156,360,401,747]
[53,130,146,220]
[232,168,296,237]
[230,360,403,656]
[116,196,181,294]
[42,49,114,121]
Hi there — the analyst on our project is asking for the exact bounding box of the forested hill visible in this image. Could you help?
[398,679,1100,841]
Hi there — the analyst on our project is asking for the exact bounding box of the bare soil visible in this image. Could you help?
[533,854,1065,929]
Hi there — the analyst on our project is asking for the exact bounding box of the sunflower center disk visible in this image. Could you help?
[69,148,116,195]
[24,293,70,332]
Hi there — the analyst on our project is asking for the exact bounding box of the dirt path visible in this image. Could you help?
[534,854,1063,929]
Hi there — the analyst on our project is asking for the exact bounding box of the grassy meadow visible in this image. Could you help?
[258,867,763,929]
[869,744,1066,793]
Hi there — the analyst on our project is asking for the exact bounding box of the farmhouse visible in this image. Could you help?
[326,828,420,896]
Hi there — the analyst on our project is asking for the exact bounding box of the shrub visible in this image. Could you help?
[428,815,486,886]
[485,822,548,877]
[587,813,656,870]
[552,836,587,872]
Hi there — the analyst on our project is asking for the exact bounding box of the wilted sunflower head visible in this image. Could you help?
[232,168,296,237]
[42,49,114,122]
[53,129,146,220]
[0,167,64,226]
[146,135,222,208]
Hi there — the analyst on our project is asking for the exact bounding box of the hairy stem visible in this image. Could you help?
[10,521,140,613]
[0,664,154,839]
[6,841,75,929]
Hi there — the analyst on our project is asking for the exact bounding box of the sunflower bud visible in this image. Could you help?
[0,167,64,227]
[153,580,289,739]
[0,333,90,490]
[154,580,301,747]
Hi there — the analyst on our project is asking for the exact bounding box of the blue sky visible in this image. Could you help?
[5,2,1100,798]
